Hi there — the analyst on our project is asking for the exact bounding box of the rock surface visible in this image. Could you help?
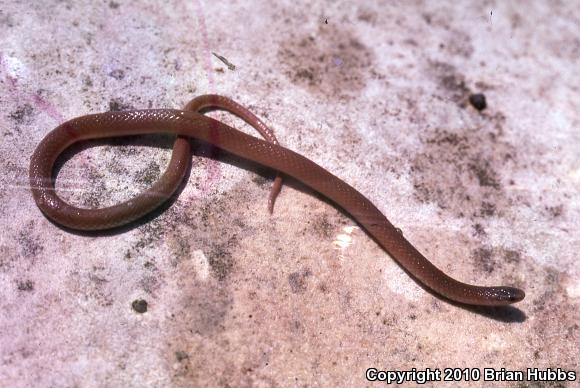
[1,1,578,387]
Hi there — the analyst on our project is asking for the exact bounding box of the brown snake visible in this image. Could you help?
[29,95,525,306]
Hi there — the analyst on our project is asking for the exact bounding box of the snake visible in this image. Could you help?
[29,95,525,306]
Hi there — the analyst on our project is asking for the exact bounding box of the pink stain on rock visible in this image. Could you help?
[32,94,64,123]
[186,0,222,199]
[1,52,64,123]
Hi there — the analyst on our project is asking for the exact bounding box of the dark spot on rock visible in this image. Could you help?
[109,99,133,111]
[175,281,233,337]
[132,299,148,313]
[208,237,237,281]
[349,38,365,51]
[172,234,192,262]
[530,268,565,319]
[175,351,189,362]
[545,204,564,218]
[83,76,93,86]
[295,68,315,83]
[9,104,34,124]
[278,25,374,100]
[411,113,514,219]
[135,161,161,186]
[176,183,255,282]
[504,250,521,264]
[16,280,34,291]
[109,69,125,80]
[479,202,496,217]
[469,159,500,188]
[469,93,487,111]
[288,268,312,294]
[446,30,474,58]
[77,167,106,209]
[473,223,486,236]
[0,12,15,27]
[311,214,333,238]
[109,1,119,9]
[431,62,470,104]
[442,73,468,100]
[17,229,43,257]
[428,132,464,146]
[473,247,495,273]
[88,273,108,284]
[357,9,377,24]
[139,275,158,294]
[291,319,305,334]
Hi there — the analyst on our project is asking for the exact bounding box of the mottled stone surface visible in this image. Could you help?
[0,1,578,387]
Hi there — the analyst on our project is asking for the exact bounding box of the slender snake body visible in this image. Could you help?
[29,95,525,306]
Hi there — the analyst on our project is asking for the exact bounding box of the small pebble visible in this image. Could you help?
[132,299,148,313]
[469,93,487,111]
